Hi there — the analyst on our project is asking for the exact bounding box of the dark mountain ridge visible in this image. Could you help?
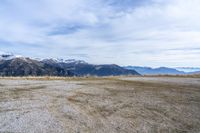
[42,59,140,76]
[0,54,140,77]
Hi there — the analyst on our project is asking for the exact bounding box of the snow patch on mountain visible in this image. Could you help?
[42,58,87,64]
[0,51,87,65]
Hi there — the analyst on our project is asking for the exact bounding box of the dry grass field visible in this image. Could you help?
[0,76,200,133]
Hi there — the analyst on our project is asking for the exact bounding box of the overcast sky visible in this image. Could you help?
[0,0,200,67]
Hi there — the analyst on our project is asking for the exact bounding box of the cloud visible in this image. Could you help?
[0,0,200,67]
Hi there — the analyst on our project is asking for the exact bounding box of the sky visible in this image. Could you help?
[0,0,200,67]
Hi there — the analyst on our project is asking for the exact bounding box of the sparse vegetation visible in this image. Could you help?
[0,76,200,132]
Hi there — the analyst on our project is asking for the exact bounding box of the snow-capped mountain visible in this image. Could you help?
[0,52,139,76]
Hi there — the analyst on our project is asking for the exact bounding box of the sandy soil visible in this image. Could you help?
[0,77,200,133]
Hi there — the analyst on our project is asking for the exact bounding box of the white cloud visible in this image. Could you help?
[0,0,200,67]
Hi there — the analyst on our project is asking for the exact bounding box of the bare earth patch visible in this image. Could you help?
[0,76,200,133]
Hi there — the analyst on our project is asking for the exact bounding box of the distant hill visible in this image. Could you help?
[124,66,185,75]
[189,71,200,75]
[0,54,140,77]
[176,67,200,73]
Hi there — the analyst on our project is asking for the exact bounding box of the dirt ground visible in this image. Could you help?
[0,76,200,133]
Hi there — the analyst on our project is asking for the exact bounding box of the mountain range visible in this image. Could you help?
[0,53,140,77]
[123,66,199,75]
[1,52,199,76]
[175,67,200,73]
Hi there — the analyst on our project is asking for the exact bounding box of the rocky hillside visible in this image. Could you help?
[0,57,73,76]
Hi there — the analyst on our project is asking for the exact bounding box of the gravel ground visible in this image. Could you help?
[0,77,200,133]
